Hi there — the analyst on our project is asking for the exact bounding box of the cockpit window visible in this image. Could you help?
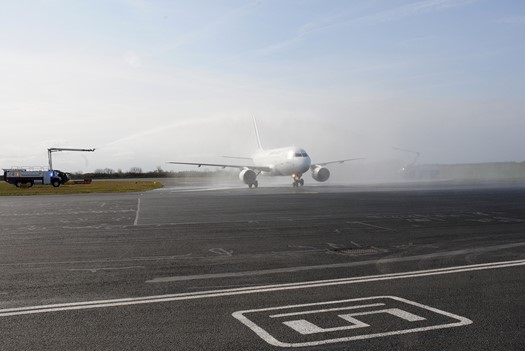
[293,152,309,157]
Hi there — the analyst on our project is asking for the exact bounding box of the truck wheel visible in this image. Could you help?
[52,180,60,187]
[15,181,22,188]
[28,181,34,188]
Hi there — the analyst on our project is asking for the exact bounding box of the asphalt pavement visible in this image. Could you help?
[0,182,524,350]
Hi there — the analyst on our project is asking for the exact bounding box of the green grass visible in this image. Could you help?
[0,180,164,196]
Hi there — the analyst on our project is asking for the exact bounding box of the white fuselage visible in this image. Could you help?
[252,146,311,176]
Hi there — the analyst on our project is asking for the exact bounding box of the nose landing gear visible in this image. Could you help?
[292,174,304,187]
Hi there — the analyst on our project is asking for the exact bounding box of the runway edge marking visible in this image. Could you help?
[1,259,524,317]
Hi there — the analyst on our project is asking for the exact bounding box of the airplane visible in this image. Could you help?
[167,118,362,188]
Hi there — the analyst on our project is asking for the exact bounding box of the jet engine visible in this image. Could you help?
[239,169,257,185]
[311,165,330,182]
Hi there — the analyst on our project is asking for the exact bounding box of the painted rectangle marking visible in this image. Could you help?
[232,296,472,348]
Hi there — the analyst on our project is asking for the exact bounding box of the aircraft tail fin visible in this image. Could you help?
[252,116,263,151]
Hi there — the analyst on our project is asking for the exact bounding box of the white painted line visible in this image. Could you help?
[0,253,193,268]
[283,316,369,335]
[350,308,426,322]
[327,243,343,249]
[133,198,141,226]
[0,259,524,317]
[351,221,394,231]
[269,303,385,318]
[350,241,362,248]
[170,186,240,193]
[233,296,472,347]
[209,248,233,256]
[68,266,145,273]
[146,241,525,282]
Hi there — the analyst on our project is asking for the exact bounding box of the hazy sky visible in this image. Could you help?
[1,0,524,173]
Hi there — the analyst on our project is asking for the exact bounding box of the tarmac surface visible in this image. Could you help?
[0,182,524,350]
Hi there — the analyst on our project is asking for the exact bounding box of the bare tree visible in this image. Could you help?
[129,167,143,174]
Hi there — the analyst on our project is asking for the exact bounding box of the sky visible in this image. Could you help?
[1,0,524,174]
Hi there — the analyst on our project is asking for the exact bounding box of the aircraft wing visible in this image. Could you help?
[311,158,364,168]
[167,161,272,172]
[221,156,253,160]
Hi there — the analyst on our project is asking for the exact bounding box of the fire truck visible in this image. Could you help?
[2,147,95,188]
[3,168,70,187]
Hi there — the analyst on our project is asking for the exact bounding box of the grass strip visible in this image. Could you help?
[0,180,164,196]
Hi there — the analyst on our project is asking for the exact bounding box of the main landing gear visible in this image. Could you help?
[248,180,259,188]
[292,174,304,188]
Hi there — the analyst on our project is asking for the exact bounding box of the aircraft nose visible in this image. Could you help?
[303,157,311,172]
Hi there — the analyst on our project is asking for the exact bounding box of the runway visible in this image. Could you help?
[0,183,524,350]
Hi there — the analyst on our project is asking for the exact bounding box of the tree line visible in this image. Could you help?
[71,166,236,179]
